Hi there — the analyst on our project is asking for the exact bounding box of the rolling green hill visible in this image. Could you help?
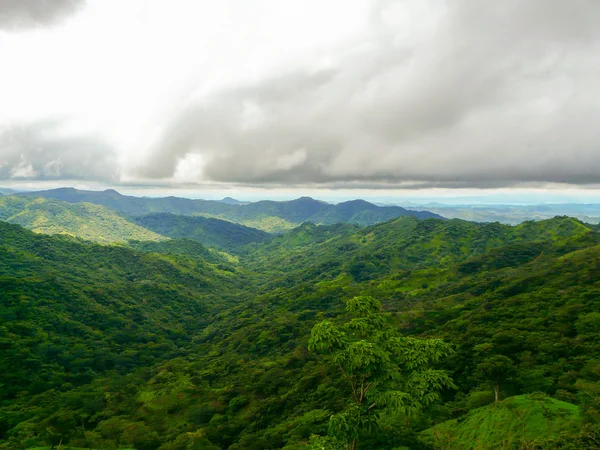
[0,196,165,243]
[419,394,581,449]
[16,188,443,232]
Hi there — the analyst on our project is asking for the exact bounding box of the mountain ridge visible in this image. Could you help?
[16,187,444,231]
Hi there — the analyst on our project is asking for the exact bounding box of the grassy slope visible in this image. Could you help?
[0,196,164,243]
[420,394,581,449]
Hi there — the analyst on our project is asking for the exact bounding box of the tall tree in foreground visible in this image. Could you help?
[308,296,455,450]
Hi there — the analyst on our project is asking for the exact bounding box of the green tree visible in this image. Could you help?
[308,295,454,449]
[475,355,517,403]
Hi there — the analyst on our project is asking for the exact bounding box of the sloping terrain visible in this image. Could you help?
[0,196,165,243]
[419,394,581,449]
[0,221,246,449]
[1,215,600,449]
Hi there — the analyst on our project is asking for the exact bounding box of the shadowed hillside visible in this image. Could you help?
[134,213,271,252]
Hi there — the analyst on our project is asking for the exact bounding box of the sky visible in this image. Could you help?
[1,0,600,203]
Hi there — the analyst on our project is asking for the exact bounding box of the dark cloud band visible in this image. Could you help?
[0,0,85,30]
[0,120,119,181]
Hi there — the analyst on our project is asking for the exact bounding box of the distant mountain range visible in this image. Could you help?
[418,203,600,225]
[16,187,443,232]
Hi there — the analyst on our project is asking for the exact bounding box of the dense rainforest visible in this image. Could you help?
[1,192,600,449]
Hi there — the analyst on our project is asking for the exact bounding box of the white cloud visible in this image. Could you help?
[10,155,38,178]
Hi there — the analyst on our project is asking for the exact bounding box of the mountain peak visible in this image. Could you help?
[337,199,374,206]
[220,197,246,205]
[293,196,328,204]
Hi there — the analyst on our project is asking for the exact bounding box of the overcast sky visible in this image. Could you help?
[1,0,599,200]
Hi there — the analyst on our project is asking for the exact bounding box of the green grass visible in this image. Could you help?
[420,394,582,449]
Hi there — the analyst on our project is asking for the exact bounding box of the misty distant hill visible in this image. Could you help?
[17,188,444,232]
[220,197,247,205]
[420,203,600,225]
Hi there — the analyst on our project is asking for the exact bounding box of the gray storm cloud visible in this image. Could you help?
[0,120,119,181]
[135,0,600,189]
[0,0,85,30]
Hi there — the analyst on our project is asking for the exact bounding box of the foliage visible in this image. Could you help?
[309,296,454,448]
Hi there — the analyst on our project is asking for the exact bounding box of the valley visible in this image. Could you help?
[1,190,599,449]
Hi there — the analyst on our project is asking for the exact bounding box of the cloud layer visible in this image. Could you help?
[128,0,599,189]
[2,0,600,190]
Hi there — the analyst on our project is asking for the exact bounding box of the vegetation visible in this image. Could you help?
[419,394,582,449]
[1,195,600,449]
[134,213,270,252]
[309,296,454,449]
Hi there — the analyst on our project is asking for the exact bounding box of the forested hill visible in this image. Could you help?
[1,215,600,449]
[16,188,443,231]
[0,221,243,411]
[134,213,270,253]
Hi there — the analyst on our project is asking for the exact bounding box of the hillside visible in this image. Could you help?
[17,188,443,232]
[134,213,270,252]
[1,215,600,449]
[0,220,242,408]
[128,238,220,262]
[0,196,165,243]
[419,394,582,449]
